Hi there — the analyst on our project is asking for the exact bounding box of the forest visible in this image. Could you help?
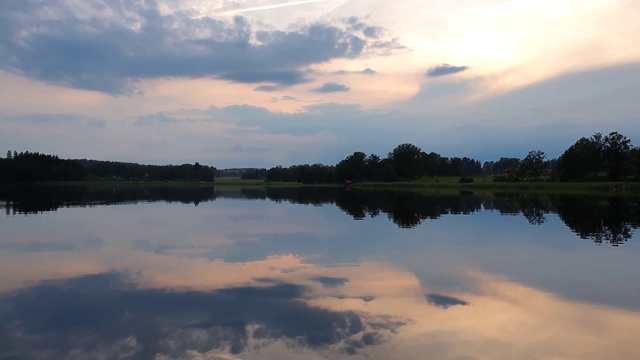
[0,151,216,183]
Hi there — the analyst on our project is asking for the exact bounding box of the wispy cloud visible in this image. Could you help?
[220,0,330,15]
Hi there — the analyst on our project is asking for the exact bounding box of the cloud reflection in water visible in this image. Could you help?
[0,272,402,359]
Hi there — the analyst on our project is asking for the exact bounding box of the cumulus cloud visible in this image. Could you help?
[426,64,469,77]
[312,82,351,93]
[0,1,399,94]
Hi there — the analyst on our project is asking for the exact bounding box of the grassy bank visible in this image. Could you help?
[15,176,640,195]
[215,176,640,195]
[351,176,640,195]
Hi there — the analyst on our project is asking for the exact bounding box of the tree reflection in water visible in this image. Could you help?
[1,184,638,246]
[555,195,639,246]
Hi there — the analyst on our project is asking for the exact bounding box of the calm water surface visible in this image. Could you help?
[1,185,639,359]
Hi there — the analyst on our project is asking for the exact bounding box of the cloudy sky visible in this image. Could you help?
[1,0,639,167]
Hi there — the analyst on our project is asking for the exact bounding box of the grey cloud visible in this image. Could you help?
[134,112,211,126]
[312,82,351,93]
[228,144,268,153]
[346,17,382,38]
[2,113,107,127]
[0,2,398,94]
[368,39,406,55]
[254,85,283,92]
[363,26,382,38]
[0,237,104,253]
[426,293,469,309]
[135,113,181,126]
[334,295,376,302]
[309,276,350,288]
[280,95,321,103]
[332,68,376,75]
[132,240,208,255]
[252,277,285,284]
[219,69,310,85]
[269,95,322,103]
[426,64,470,77]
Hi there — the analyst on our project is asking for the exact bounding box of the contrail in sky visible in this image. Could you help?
[221,0,332,14]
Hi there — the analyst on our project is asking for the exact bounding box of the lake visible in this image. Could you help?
[1,184,639,359]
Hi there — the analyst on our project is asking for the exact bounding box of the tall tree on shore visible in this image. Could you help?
[389,143,423,179]
[336,151,367,181]
[603,132,632,181]
[365,153,381,181]
[520,150,547,180]
[557,133,604,180]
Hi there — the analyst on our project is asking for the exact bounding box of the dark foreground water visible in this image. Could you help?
[1,185,639,359]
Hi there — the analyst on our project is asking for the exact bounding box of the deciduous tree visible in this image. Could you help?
[557,133,603,180]
[520,150,546,180]
[603,131,632,181]
[389,143,423,179]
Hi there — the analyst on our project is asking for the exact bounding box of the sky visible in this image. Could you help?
[1,0,639,168]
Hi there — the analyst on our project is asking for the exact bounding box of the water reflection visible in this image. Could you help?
[555,195,639,246]
[0,271,400,359]
[1,261,640,359]
[0,184,217,214]
[2,182,640,359]
[2,184,638,245]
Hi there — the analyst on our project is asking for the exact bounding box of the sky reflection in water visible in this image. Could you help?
[1,185,640,359]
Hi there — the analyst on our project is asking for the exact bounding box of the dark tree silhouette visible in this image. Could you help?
[336,151,367,181]
[520,150,547,180]
[388,143,423,179]
[603,132,632,181]
[557,134,604,180]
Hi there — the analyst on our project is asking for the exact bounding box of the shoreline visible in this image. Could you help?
[2,177,640,195]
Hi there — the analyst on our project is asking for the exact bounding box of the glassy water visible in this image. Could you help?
[1,185,639,359]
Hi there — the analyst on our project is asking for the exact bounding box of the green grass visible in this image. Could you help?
[352,176,640,195]
[212,176,640,195]
[214,177,340,187]
[27,176,640,195]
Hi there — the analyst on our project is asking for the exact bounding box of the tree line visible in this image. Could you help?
[259,143,485,183]
[3,131,638,184]
[1,151,216,183]
[242,131,638,183]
